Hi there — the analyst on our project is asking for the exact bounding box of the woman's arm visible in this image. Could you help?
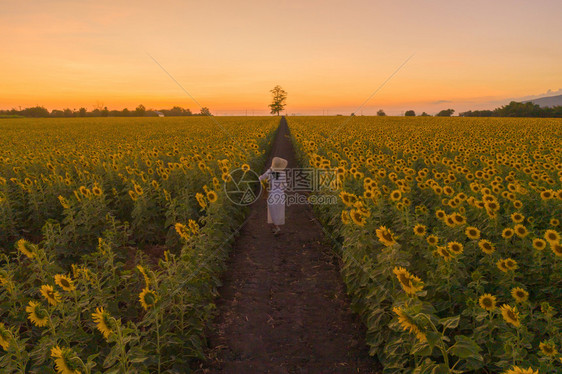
[259,168,271,181]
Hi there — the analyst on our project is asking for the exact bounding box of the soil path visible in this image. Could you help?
[202,117,377,373]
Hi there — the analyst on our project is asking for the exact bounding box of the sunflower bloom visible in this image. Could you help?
[502,366,538,374]
[426,234,438,246]
[206,190,218,203]
[393,306,426,342]
[376,226,397,247]
[478,239,495,254]
[511,287,529,303]
[532,238,547,251]
[544,229,560,244]
[539,341,558,357]
[500,304,521,327]
[479,294,497,311]
[175,223,190,241]
[51,345,81,374]
[54,274,75,292]
[196,192,207,209]
[188,219,199,234]
[16,238,35,259]
[436,246,453,261]
[349,209,366,226]
[41,284,61,306]
[393,267,424,295]
[26,301,49,327]
[139,288,158,310]
[413,224,426,237]
[551,243,562,257]
[92,307,113,340]
[465,226,481,240]
[0,323,10,351]
[447,241,464,256]
[341,210,350,225]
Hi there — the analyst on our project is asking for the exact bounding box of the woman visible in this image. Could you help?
[259,157,288,235]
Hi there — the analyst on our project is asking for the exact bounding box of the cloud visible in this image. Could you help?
[431,100,452,105]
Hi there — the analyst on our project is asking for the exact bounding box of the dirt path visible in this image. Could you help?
[201,118,377,373]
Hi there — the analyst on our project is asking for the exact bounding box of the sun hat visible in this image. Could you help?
[271,157,288,171]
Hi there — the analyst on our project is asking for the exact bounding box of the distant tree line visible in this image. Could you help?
[459,101,562,118]
[0,105,212,118]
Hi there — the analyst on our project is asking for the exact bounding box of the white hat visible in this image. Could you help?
[271,157,288,171]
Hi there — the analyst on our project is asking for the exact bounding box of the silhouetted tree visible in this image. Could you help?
[135,104,146,117]
[420,112,431,116]
[200,107,212,116]
[436,109,455,117]
[268,85,287,116]
[377,109,386,116]
[405,110,416,116]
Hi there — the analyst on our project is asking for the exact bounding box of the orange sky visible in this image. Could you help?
[1,0,561,115]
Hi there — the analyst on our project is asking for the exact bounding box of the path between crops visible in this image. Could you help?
[200,117,377,373]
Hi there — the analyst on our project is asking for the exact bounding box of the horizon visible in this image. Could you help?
[2,0,561,116]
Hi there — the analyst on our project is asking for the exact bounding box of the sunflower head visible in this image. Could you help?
[139,288,158,310]
[175,223,190,241]
[502,228,515,239]
[551,243,562,257]
[479,294,497,311]
[16,238,36,259]
[532,238,546,251]
[513,224,528,238]
[447,242,464,256]
[413,224,426,237]
[206,190,218,203]
[376,226,397,247]
[478,239,495,255]
[54,274,75,292]
[539,341,558,357]
[393,267,424,295]
[50,345,82,374]
[40,284,61,306]
[392,306,426,342]
[544,229,560,244]
[0,323,11,351]
[465,226,480,240]
[92,307,114,340]
[511,287,529,303]
[26,301,49,327]
[500,304,521,327]
[426,235,438,246]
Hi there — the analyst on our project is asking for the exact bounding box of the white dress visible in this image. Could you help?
[259,168,287,225]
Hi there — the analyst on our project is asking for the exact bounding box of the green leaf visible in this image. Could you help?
[449,335,483,361]
[439,315,460,330]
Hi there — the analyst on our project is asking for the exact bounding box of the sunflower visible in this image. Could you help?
[92,307,113,340]
[426,234,439,246]
[502,366,538,374]
[504,258,518,271]
[175,223,190,241]
[478,239,495,254]
[58,195,70,209]
[540,189,554,200]
[16,238,35,259]
[465,226,480,240]
[502,228,515,239]
[51,345,82,374]
[54,274,75,292]
[341,210,350,225]
[444,215,456,227]
[206,190,218,203]
[349,209,366,226]
[393,267,424,295]
[188,219,199,234]
[241,163,250,172]
[392,306,426,342]
[551,218,560,226]
[551,243,562,257]
[139,288,158,310]
[195,192,207,209]
[26,301,49,327]
[79,186,90,198]
[40,284,61,306]
[510,212,525,223]
[92,186,102,196]
[436,246,453,261]
[511,287,529,303]
[137,265,150,288]
[134,184,143,196]
[447,241,464,256]
[544,229,560,244]
[413,224,426,237]
[532,238,546,251]
[339,191,354,207]
[513,224,528,238]
[390,189,402,201]
[128,190,138,201]
[435,210,446,220]
[539,341,558,357]
[376,226,397,247]
[500,304,521,327]
[513,200,523,209]
[0,323,10,351]
[479,294,497,311]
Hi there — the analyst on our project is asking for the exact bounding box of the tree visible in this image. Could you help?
[135,104,146,117]
[436,108,455,117]
[405,110,416,116]
[268,85,287,116]
[200,107,211,116]
[420,112,431,116]
[78,107,87,117]
[377,109,386,116]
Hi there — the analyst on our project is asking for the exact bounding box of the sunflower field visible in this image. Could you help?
[289,116,562,374]
[0,117,278,373]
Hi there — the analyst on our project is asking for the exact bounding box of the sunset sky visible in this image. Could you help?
[1,0,561,115]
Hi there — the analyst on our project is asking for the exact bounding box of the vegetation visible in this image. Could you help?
[0,106,211,119]
[460,101,562,118]
[0,117,278,373]
[289,116,562,373]
[268,85,287,116]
